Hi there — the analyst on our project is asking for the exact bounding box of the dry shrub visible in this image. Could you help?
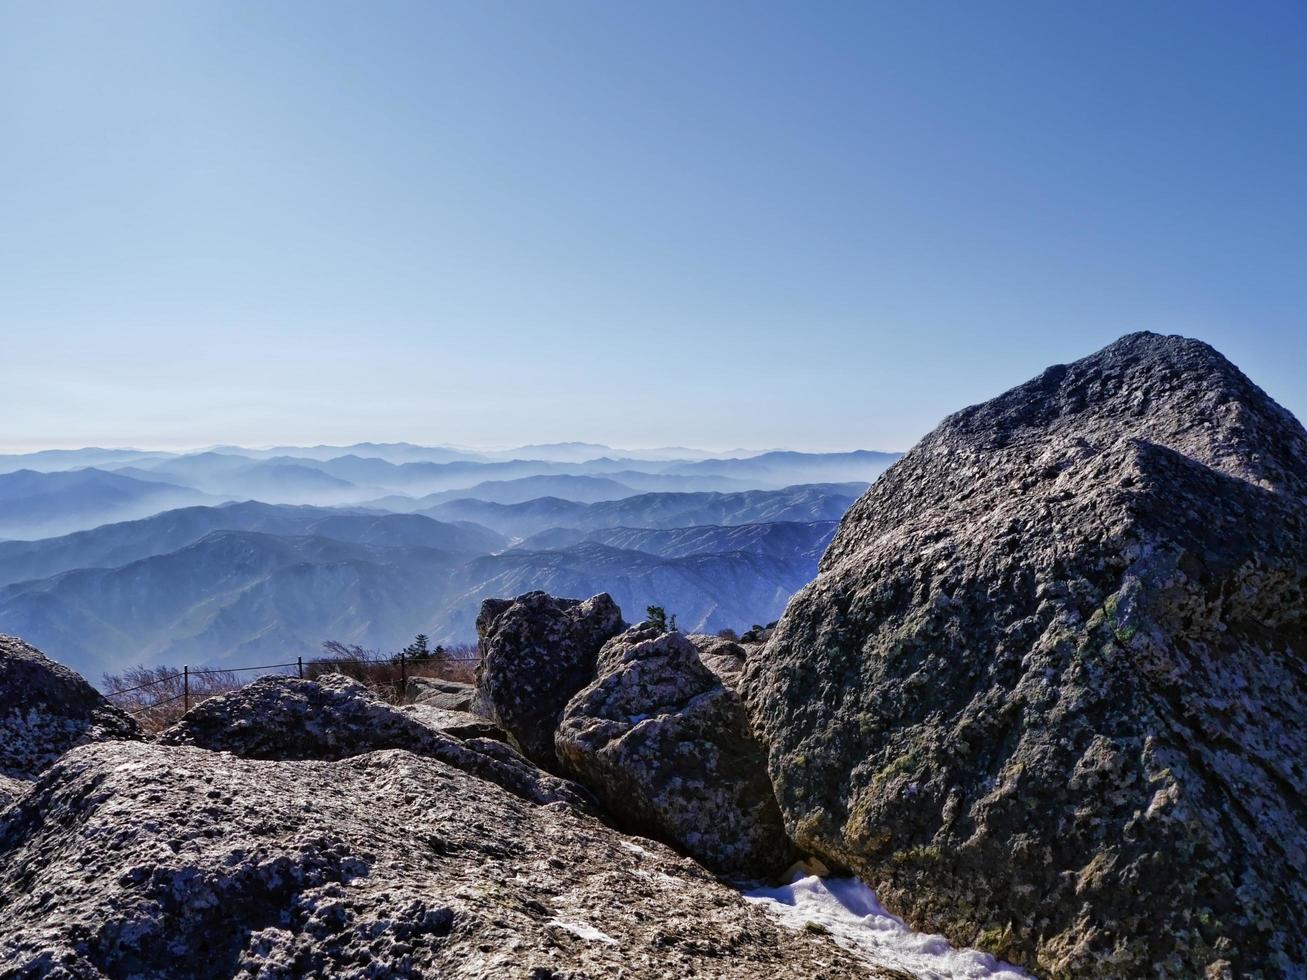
[408,643,480,684]
[103,664,254,733]
[101,642,484,731]
[311,641,482,699]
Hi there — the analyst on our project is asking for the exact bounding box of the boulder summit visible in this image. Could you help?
[744,332,1307,977]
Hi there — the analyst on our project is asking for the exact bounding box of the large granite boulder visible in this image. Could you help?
[0,635,138,793]
[557,624,794,878]
[0,740,889,979]
[475,591,625,768]
[743,333,1307,977]
[160,674,590,811]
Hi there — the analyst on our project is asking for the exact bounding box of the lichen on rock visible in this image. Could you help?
[474,591,625,769]
[558,623,795,878]
[743,332,1307,977]
[160,673,591,811]
[0,634,139,784]
[0,741,888,979]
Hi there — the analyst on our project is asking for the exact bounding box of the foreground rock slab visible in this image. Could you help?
[558,625,794,878]
[405,676,476,711]
[0,741,888,979]
[475,591,625,768]
[160,674,590,810]
[744,333,1307,977]
[0,635,138,792]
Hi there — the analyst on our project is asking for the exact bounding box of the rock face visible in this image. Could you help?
[405,676,475,711]
[160,674,591,811]
[687,633,750,686]
[0,635,138,789]
[0,774,30,810]
[0,740,885,979]
[558,625,794,878]
[743,333,1307,977]
[475,591,625,768]
[404,703,508,742]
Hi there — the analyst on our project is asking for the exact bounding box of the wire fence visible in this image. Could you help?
[105,651,482,719]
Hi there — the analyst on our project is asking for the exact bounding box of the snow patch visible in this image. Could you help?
[548,919,618,944]
[743,874,1032,979]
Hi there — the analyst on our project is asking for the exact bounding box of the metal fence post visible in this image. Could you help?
[183,665,190,714]
[297,656,303,679]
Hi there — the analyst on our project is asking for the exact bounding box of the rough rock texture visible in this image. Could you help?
[0,741,886,979]
[405,704,508,742]
[160,674,591,811]
[743,333,1307,978]
[558,625,794,878]
[687,633,749,687]
[475,591,625,768]
[406,676,475,711]
[0,773,30,810]
[0,634,138,782]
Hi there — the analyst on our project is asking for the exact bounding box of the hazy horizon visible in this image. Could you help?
[0,440,886,457]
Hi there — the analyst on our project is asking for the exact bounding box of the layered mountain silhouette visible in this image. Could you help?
[0,451,873,679]
[421,485,862,538]
[0,469,221,540]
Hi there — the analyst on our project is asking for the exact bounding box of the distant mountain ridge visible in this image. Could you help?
[423,484,864,537]
[0,442,892,676]
[432,540,817,639]
[0,487,857,678]
[0,502,505,589]
[0,470,221,541]
[0,530,472,676]
[514,519,837,562]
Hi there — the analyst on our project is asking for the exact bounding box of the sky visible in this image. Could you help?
[2,0,1304,453]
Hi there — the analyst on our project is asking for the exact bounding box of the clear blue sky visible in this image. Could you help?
[2,1,1303,453]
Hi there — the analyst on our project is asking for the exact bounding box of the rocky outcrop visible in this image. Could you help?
[160,674,591,811]
[475,591,625,768]
[558,625,794,878]
[0,740,887,979]
[743,333,1307,977]
[0,774,30,810]
[404,703,507,742]
[0,635,138,789]
[687,633,749,686]
[405,676,475,711]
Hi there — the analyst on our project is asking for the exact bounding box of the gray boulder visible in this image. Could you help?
[0,635,138,789]
[405,676,475,711]
[404,703,508,742]
[0,740,887,979]
[160,673,590,811]
[743,332,1307,977]
[557,624,794,878]
[475,591,625,768]
[686,633,749,686]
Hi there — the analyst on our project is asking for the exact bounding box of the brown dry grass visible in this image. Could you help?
[103,644,482,734]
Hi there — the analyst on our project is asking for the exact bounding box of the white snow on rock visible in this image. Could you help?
[548,919,619,944]
[744,874,1033,980]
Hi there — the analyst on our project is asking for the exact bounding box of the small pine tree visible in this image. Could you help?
[646,606,677,632]
[402,634,431,660]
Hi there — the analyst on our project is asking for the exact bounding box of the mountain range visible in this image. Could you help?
[0,443,897,680]
[0,469,220,540]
